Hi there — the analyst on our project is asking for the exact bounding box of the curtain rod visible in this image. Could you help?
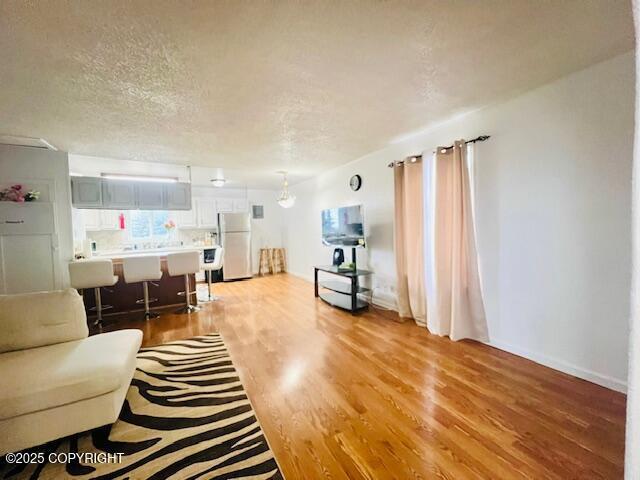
[387,135,491,168]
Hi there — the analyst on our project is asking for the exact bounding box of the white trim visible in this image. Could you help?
[486,338,627,393]
[288,269,398,311]
[365,293,396,311]
[286,269,314,283]
[288,270,626,392]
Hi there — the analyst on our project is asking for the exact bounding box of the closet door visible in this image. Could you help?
[0,235,57,294]
[0,202,60,294]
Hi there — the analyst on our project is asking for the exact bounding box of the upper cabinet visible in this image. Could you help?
[165,183,192,210]
[175,208,197,228]
[81,209,101,230]
[136,183,165,209]
[232,198,249,212]
[102,180,136,209]
[216,198,234,213]
[71,177,102,208]
[99,210,120,230]
[71,176,192,211]
[82,209,120,231]
[196,198,218,228]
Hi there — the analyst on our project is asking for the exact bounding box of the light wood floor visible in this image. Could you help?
[102,273,627,479]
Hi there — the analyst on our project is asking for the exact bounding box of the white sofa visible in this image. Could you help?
[0,288,142,455]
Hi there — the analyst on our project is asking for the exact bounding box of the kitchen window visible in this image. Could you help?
[129,210,172,241]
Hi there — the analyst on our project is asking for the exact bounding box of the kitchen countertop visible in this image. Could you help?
[77,244,220,261]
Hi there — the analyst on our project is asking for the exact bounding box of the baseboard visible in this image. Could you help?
[365,294,397,311]
[288,270,314,283]
[487,338,627,393]
[288,270,398,311]
[288,270,625,392]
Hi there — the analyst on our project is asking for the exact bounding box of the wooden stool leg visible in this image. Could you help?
[259,249,270,276]
[273,249,280,274]
[268,248,275,274]
[280,248,287,272]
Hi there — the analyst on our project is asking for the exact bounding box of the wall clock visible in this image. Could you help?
[350,174,362,191]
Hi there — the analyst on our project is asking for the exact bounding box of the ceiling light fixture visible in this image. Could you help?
[277,171,296,208]
[211,178,226,187]
[101,173,178,183]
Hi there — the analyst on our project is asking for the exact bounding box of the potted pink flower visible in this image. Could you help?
[163,219,176,231]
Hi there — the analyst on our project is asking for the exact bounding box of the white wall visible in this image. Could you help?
[284,51,634,391]
[282,152,397,308]
[0,145,74,287]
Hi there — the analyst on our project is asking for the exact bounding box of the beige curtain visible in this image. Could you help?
[425,141,488,341]
[393,160,426,324]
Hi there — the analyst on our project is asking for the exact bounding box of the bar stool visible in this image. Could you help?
[68,259,118,327]
[167,251,200,314]
[273,248,287,273]
[258,248,274,275]
[122,255,162,320]
[199,247,224,303]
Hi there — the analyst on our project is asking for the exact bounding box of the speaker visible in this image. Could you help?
[332,248,345,266]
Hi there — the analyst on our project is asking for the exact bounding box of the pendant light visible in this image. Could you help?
[277,171,296,208]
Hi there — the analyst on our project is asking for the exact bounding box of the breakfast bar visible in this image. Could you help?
[76,246,219,321]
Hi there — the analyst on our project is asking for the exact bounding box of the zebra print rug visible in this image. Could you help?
[1,334,283,479]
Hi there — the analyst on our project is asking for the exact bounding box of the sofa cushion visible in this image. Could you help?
[0,329,142,420]
[0,289,88,353]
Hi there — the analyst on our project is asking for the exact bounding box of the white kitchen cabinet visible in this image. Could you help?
[232,198,249,212]
[196,198,218,228]
[99,210,120,230]
[174,208,197,228]
[216,198,234,213]
[71,177,102,208]
[102,180,136,209]
[136,183,165,209]
[165,183,192,210]
[82,209,101,230]
[83,209,120,230]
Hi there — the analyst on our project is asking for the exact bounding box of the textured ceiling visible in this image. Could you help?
[0,0,634,188]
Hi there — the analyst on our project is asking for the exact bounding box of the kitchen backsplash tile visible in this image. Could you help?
[86,228,216,252]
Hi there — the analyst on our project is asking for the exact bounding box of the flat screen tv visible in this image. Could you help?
[321,205,365,247]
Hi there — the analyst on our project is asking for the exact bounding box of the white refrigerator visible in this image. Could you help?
[219,212,252,281]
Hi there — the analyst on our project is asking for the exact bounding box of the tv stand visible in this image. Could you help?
[314,265,373,314]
